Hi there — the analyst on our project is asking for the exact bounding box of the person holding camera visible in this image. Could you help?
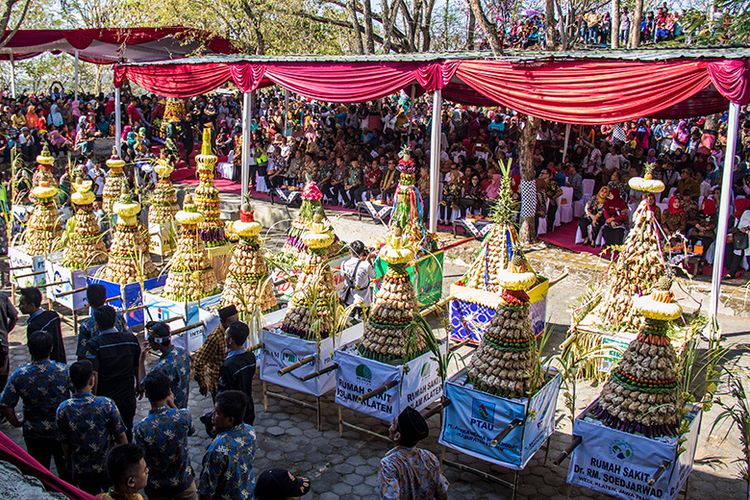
[339,240,375,316]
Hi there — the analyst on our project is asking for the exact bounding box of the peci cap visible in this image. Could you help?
[254,469,310,500]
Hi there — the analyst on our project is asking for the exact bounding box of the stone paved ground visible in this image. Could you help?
[2,207,749,499]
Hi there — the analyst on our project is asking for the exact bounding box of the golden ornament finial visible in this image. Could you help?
[201,127,212,156]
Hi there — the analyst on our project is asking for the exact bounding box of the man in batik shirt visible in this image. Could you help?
[138,321,191,409]
[57,360,127,494]
[193,305,237,397]
[76,284,131,360]
[378,406,449,500]
[134,371,196,499]
[0,331,69,475]
[198,390,256,500]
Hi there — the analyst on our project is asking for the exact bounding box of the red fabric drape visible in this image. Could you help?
[260,62,427,102]
[707,59,750,105]
[0,431,96,500]
[115,64,232,97]
[455,59,714,124]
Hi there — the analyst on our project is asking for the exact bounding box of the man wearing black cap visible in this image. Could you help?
[77,284,131,360]
[254,469,310,500]
[378,406,448,500]
[193,305,237,397]
[138,321,191,409]
[218,321,256,425]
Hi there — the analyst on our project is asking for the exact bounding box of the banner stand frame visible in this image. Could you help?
[262,381,325,432]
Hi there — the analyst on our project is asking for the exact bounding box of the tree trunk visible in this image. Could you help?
[380,0,393,51]
[545,0,556,49]
[363,0,375,53]
[349,0,365,54]
[519,115,541,244]
[465,0,503,54]
[629,0,643,48]
[611,0,620,48]
[467,7,476,49]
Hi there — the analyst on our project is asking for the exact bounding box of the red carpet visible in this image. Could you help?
[539,220,604,256]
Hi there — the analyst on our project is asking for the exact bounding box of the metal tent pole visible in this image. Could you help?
[74,49,80,102]
[429,90,442,233]
[708,101,740,338]
[241,90,253,202]
[284,89,290,137]
[9,52,16,99]
[114,88,122,155]
[562,123,571,163]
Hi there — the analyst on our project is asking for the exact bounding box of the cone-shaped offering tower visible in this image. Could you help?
[148,156,179,224]
[467,253,543,398]
[31,144,58,189]
[463,159,525,292]
[598,164,667,330]
[358,227,427,363]
[590,276,682,437]
[388,146,437,255]
[282,180,344,259]
[280,212,337,339]
[221,203,276,314]
[193,127,227,247]
[103,148,128,216]
[25,182,62,255]
[62,177,107,269]
[162,194,219,301]
[101,185,158,284]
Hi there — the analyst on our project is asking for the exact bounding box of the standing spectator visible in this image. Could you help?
[339,240,375,313]
[138,321,191,409]
[0,331,69,475]
[134,371,196,500]
[57,360,127,494]
[77,284,131,360]
[193,305,236,398]
[98,444,149,500]
[198,391,256,500]
[84,305,141,438]
[19,287,66,363]
[0,290,18,396]
[219,322,256,425]
[378,406,449,500]
[620,7,631,45]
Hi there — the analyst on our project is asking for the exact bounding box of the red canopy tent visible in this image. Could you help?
[114,48,748,336]
[0,27,235,64]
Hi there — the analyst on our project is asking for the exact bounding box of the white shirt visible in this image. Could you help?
[339,257,375,306]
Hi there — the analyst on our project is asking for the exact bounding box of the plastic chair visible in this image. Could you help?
[582,179,595,198]
[560,187,574,224]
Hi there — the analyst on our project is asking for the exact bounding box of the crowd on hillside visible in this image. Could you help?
[501,2,686,49]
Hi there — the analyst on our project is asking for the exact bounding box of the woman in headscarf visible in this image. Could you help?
[661,194,687,237]
[485,173,502,201]
[25,105,40,130]
[602,188,629,246]
[644,192,661,220]
[75,115,94,157]
[579,186,609,246]
[48,103,64,128]
[671,120,689,152]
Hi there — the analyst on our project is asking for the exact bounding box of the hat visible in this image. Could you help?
[218,304,238,321]
[146,321,171,344]
[254,469,310,500]
[397,406,429,444]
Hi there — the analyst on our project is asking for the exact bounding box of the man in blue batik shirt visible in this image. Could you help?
[56,360,127,494]
[76,284,131,360]
[198,390,256,500]
[134,370,196,499]
[138,321,191,409]
[0,331,70,476]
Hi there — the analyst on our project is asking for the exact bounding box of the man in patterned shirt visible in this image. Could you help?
[76,284,131,360]
[138,321,191,409]
[134,371,196,499]
[57,360,127,494]
[198,390,256,500]
[0,331,69,475]
[378,406,448,500]
[193,305,237,397]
